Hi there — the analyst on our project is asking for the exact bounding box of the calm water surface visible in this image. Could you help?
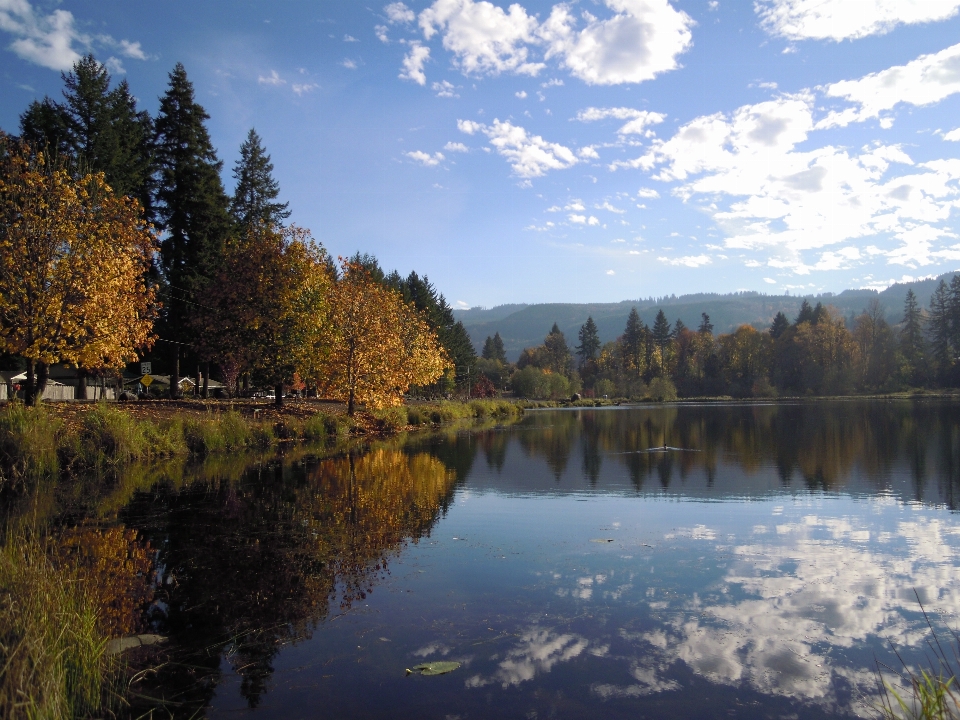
[26,401,960,718]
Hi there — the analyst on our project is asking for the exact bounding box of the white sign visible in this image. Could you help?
[140,362,152,375]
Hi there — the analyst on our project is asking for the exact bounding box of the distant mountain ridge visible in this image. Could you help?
[454,275,955,362]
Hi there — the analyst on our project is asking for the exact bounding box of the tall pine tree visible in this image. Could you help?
[899,288,926,385]
[576,316,601,367]
[154,63,233,394]
[231,128,290,228]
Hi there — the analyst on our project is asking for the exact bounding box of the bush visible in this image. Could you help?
[370,406,408,433]
[648,376,678,402]
[79,404,149,465]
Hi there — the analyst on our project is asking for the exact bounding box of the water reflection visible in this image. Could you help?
[6,401,960,719]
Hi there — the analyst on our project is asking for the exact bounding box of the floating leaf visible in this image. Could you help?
[408,661,461,676]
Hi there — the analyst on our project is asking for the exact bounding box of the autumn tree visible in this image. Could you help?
[193,224,330,404]
[320,263,448,415]
[0,136,157,405]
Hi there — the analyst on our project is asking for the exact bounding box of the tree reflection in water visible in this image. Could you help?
[109,448,456,716]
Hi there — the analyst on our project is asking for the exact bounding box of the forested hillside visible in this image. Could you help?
[456,277,947,361]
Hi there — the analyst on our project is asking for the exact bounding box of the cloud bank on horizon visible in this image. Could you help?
[2,0,960,304]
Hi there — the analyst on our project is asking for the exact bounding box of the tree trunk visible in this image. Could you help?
[275,383,284,408]
[36,362,48,403]
[347,387,355,416]
[77,368,88,401]
[203,362,210,398]
[24,358,36,406]
[171,347,180,399]
[195,366,201,398]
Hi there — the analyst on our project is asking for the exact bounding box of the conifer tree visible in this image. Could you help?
[153,63,233,394]
[482,336,496,360]
[929,279,951,375]
[673,318,687,336]
[19,97,70,158]
[491,332,507,363]
[576,317,601,367]
[652,309,671,372]
[770,312,790,339]
[795,299,814,325]
[231,128,290,228]
[544,323,571,375]
[622,308,645,378]
[698,313,713,334]
[899,288,926,384]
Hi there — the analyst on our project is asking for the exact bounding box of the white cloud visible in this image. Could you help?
[444,141,469,152]
[400,41,430,84]
[432,79,460,97]
[413,0,692,85]
[606,269,616,274]
[820,42,960,128]
[0,1,149,71]
[537,0,694,85]
[541,77,564,87]
[292,82,318,95]
[341,58,358,69]
[259,70,286,86]
[406,150,445,166]
[118,40,146,60]
[515,90,527,98]
[569,213,587,223]
[579,145,600,159]
[344,34,359,42]
[944,128,960,141]
[756,0,960,41]
[420,0,543,76]
[588,215,601,225]
[375,25,390,42]
[764,277,777,283]
[385,2,416,24]
[659,254,712,267]
[565,200,585,211]
[457,118,579,177]
[576,107,667,135]
[637,187,660,198]
[597,201,625,213]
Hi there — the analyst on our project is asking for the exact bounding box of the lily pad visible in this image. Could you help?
[407,661,461,676]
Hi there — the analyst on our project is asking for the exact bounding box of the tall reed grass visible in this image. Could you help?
[0,533,111,719]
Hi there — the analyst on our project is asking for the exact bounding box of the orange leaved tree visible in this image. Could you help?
[320,262,448,415]
[0,135,157,405]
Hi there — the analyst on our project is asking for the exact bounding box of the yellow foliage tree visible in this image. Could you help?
[0,136,157,404]
[320,262,449,414]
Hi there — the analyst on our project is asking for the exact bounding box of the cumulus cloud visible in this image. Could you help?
[409,0,692,85]
[537,0,694,85]
[637,187,660,198]
[292,82,318,95]
[944,128,960,141]
[0,0,148,71]
[420,0,543,76]
[457,118,579,177]
[820,42,960,128]
[444,141,469,152]
[406,150,445,166]
[400,41,430,84]
[576,107,667,135]
[340,58,358,69]
[515,90,527,98]
[385,2,416,24]
[375,25,390,42]
[756,0,960,41]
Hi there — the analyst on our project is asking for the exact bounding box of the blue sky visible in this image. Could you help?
[2,0,960,308]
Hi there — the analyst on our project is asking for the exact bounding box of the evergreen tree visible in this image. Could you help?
[673,318,687,336]
[19,97,70,158]
[154,63,233,393]
[949,274,960,355]
[899,288,926,384]
[543,323,571,375]
[698,312,713,334]
[770,311,790,339]
[652,309,671,349]
[491,332,507,363]
[231,128,290,228]
[482,336,496,360]
[576,317,601,367]
[349,252,385,283]
[795,299,814,325]
[812,302,829,325]
[104,79,154,219]
[928,279,952,375]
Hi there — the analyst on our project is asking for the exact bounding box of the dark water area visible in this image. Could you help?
[10,400,960,719]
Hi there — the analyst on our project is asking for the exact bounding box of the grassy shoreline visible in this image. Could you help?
[0,398,523,486]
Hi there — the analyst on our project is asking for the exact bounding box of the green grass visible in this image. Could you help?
[0,402,60,484]
[0,532,112,719]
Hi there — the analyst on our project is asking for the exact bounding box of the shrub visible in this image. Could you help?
[648,376,678,402]
[370,406,408,433]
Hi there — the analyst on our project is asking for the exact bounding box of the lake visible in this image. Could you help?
[18,400,960,718]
